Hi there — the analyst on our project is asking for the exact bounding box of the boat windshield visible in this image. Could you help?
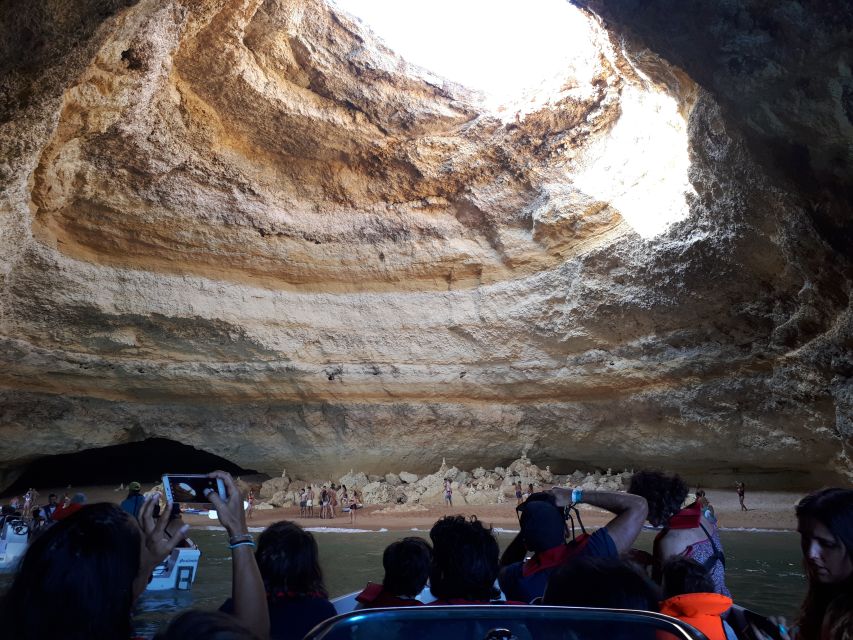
[304,605,709,640]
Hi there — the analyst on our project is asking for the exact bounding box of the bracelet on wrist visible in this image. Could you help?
[229,533,253,545]
[229,540,256,550]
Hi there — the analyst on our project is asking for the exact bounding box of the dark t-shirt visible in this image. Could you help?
[499,527,618,604]
[220,595,336,640]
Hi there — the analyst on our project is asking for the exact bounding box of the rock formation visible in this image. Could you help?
[0,0,850,489]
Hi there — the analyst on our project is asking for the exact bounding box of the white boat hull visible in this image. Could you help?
[146,547,201,591]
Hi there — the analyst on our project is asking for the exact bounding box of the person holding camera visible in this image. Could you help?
[498,488,648,603]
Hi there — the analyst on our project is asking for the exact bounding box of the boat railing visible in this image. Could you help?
[303,605,710,640]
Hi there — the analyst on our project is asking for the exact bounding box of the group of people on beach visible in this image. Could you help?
[0,470,850,640]
[296,484,362,523]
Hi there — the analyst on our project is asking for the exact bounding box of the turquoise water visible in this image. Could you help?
[131,527,806,636]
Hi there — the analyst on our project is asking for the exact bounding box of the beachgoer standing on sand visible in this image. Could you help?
[350,487,362,525]
[247,489,256,520]
[320,486,330,519]
[329,483,338,519]
[736,482,747,511]
[307,485,315,518]
[444,479,453,507]
[515,482,523,505]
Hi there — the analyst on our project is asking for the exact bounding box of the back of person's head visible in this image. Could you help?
[661,557,715,599]
[71,492,87,504]
[256,521,327,597]
[628,471,689,527]
[155,610,260,640]
[543,557,660,610]
[518,496,566,553]
[0,503,140,640]
[429,515,499,601]
[382,537,432,597]
[695,490,705,498]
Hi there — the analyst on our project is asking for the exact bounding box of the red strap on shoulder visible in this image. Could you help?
[667,502,702,529]
[355,582,384,604]
[522,535,591,577]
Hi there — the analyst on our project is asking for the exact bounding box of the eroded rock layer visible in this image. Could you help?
[0,0,850,489]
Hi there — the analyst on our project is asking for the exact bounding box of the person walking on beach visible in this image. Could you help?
[735,482,747,511]
[444,479,453,507]
[515,482,523,505]
[299,487,307,517]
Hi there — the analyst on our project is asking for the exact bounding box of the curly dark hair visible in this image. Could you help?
[429,515,499,601]
[256,521,327,597]
[628,471,689,527]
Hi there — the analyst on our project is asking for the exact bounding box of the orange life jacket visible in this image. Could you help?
[660,592,732,640]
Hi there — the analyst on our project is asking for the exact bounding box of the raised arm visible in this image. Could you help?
[552,488,648,554]
[208,471,270,640]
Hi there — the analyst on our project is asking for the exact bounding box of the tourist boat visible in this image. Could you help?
[0,517,29,571]
[330,589,775,640]
[309,605,710,639]
[146,547,202,591]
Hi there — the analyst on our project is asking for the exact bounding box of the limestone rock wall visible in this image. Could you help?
[0,0,850,489]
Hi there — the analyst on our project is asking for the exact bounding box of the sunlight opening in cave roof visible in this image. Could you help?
[331,0,597,114]
[332,0,694,239]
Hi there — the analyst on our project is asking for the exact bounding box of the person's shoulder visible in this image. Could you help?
[584,527,619,557]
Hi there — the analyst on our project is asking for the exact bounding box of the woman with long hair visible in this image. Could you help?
[221,520,335,640]
[790,488,853,640]
[0,496,193,640]
[0,503,144,639]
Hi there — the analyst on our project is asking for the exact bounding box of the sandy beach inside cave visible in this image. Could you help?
[43,485,801,532]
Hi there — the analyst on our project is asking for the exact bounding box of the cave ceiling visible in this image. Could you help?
[0,0,850,488]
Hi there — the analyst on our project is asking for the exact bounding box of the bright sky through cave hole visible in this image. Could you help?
[332,0,694,238]
[331,0,593,110]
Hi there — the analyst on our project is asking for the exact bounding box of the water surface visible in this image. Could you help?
[132,527,805,635]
